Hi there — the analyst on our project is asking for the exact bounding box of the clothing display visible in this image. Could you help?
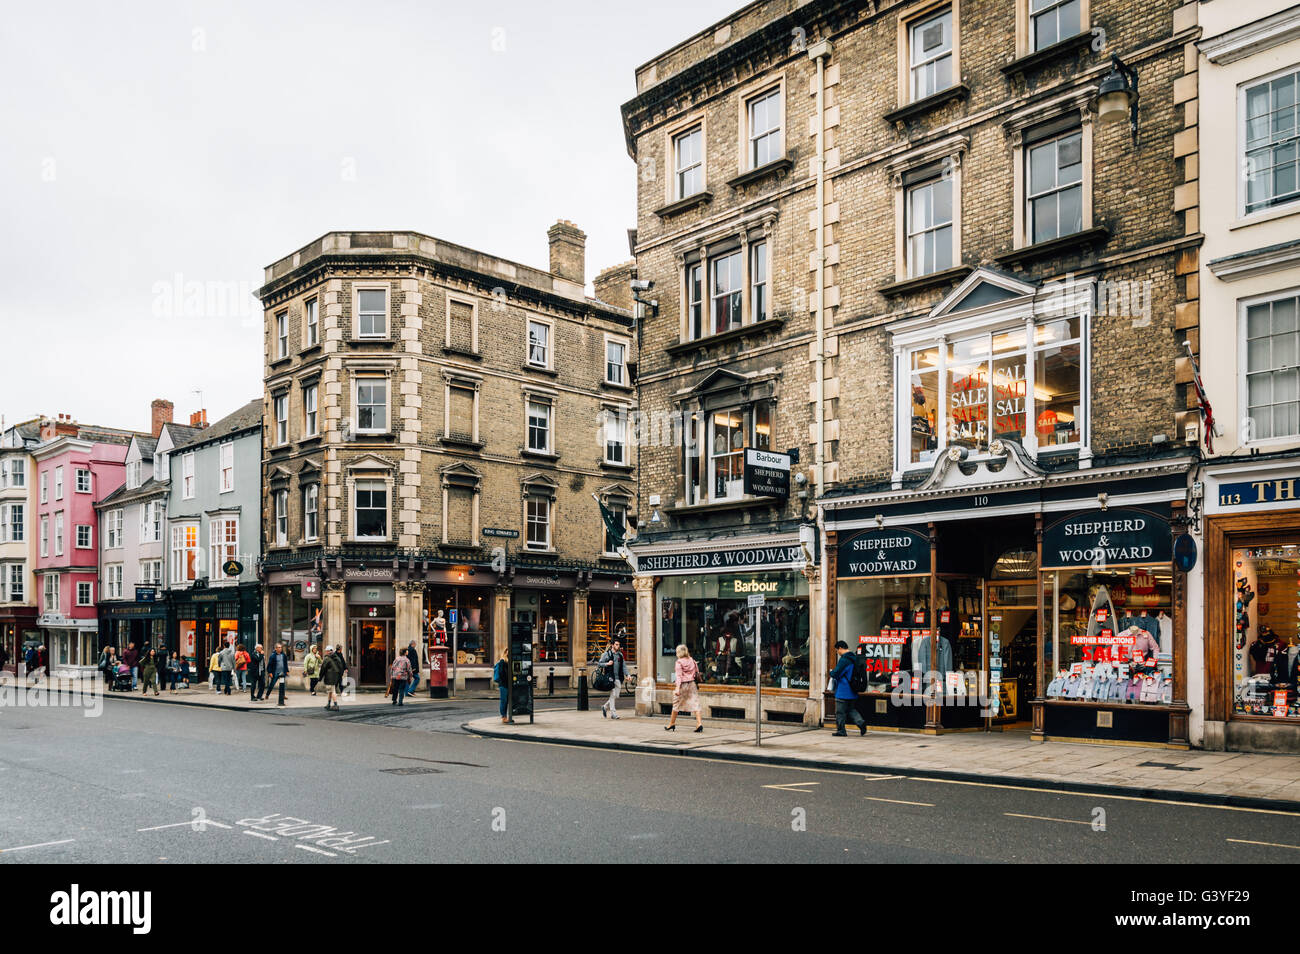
[1044,663,1172,706]
[912,633,952,677]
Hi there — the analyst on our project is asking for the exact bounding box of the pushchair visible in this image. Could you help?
[108,663,133,692]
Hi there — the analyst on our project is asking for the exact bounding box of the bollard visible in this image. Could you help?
[576,671,589,711]
[547,667,555,696]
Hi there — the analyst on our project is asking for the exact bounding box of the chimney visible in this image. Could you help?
[190,409,208,429]
[151,399,174,438]
[547,220,586,285]
[593,261,637,312]
[44,414,78,439]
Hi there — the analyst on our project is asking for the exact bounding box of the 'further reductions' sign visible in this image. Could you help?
[837,526,930,578]
[638,543,801,574]
[1041,508,1171,569]
[743,448,791,499]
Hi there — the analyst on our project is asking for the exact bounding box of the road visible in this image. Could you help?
[2,694,1299,864]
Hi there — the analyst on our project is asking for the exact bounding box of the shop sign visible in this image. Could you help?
[222,559,243,577]
[639,543,801,575]
[1041,509,1171,569]
[1173,533,1197,572]
[301,579,321,599]
[1216,478,1299,509]
[135,587,157,603]
[343,567,391,581]
[836,527,929,578]
[717,576,800,599]
[347,584,394,604]
[743,449,791,499]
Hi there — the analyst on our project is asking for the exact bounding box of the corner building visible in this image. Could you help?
[624,0,1202,742]
[256,226,636,690]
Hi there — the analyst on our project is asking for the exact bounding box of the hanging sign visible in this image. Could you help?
[837,526,930,578]
[743,449,791,499]
[1040,509,1171,569]
[1173,533,1197,572]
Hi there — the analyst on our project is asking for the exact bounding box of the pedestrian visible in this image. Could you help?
[122,641,139,690]
[829,640,867,737]
[249,644,265,701]
[665,644,703,732]
[218,641,236,695]
[97,645,117,688]
[493,649,510,724]
[166,652,181,692]
[0,644,10,674]
[404,641,420,697]
[265,643,289,706]
[178,655,191,689]
[388,651,412,706]
[140,649,161,696]
[23,644,37,683]
[597,638,628,719]
[320,645,344,712]
[303,644,321,696]
[37,644,48,683]
[235,643,250,691]
[208,647,221,692]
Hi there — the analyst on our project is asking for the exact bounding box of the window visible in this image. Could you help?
[1244,293,1300,441]
[605,339,627,386]
[710,250,743,335]
[906,174,954,277]
[448,299,476,353]
[303,384,318,437]
[209,517,239,578]
[219,442,234,492]
[354,480,388,540]
[303,484,319,542]
[106,509,122,549]
[603,500,627,554]
[751,242,768,323]
[54,466,63,499]
[357,288,387,338]
[1030,0,1080,50]
[901,316,1083,467]
[747,88,783,168]
[182,453,195,499]
[276,311,288,358]
[1027,129,1083,244]
[75,469,90,493]
[684,401,773,504]
[305,297,319,348]
[126,461,141,489]
[447,383,476,441]
[8,564,24,603]
[687,263,704,340]
[274,491,288,546]
[527,319,551,368]
[910,8,954,101]
[8,458,24,487]
[526,399,552,454]
[171,523,199,582]
[139,559,162,586]
[75,524,91,549]
[274,394,289,444]
[40,516,48,557]
[40,471,47,503]
[44,573,59,614]
[54,512,64,556]
[77,581,92,606]
[603,409,627,465]
[1244,69,1300,215]
[525,493,551,550]
[105,564,123,600]
[144,500,161,542]
[355,377,387,433]
[1229,545,1299,719]
[8,504,23,543]
[673,125,703,199]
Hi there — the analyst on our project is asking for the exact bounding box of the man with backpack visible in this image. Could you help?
[829,640,867,737]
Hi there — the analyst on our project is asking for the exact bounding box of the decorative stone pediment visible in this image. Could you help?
[916,439,1046,492]
[930,266,1037,319]
[343,453,396,473]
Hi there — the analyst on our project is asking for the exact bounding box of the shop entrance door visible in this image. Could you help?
[195,620,215,681]
[351,619,391,686]
[986,579,1038,726]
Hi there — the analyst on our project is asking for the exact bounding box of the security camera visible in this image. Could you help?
[793,472,808,486]
[630,279,654,292]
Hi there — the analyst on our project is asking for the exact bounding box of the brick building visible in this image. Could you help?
[255,225,636,690]
[623,0,1202,741]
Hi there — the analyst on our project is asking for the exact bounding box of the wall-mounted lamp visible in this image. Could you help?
[1091,54,1139,147]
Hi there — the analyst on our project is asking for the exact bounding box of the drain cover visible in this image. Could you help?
[381,767,443,775]
[1138,761,1200,771]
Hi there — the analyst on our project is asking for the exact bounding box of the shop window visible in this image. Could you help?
[513,589,569,663]
[685,400,772,504]
[1230,545,1300,719]
[1043,567,1173,703]
[1243,68,1300,216]
[1243,292,1300,442]
[656,573,809,689]
[587,592,637,663]
[426,586,492,666]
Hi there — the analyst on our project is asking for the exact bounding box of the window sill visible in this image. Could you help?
[298,434,323,448]
[996,226,1110,267]
[297,344,323,360]
[520,546,557,557]
[439,433,485,450]
[665,315,786,357]
[726,156,794,191]
[352,431,395,441]
[602,380,634,394]
[443,346,482,360]
[350,338,395,348]
[999,31,1095,79]
[269,356,292,370]
[438,541,483,553]
[878,264,973,298]
[653,190,713,219]
[673,495,779,515]
[1230,202,1300,231]
[520,449,559,462]
[882,84,970,126]
[521,362,558,377]
[600,460,634,473]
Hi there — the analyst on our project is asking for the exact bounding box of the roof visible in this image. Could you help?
[95,476,170,510]
[134,436,158,458]
[161,422,204,447]
[172,400,262,452]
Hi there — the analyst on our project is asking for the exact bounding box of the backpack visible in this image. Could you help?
[848,655,870,694]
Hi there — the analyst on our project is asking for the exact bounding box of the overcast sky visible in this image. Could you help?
[0,0,739,433]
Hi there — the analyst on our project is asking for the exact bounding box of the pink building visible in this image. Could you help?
[32,417,133,674]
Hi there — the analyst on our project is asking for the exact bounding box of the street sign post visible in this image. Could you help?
[749,592,766,745]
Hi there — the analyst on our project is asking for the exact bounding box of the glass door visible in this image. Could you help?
[351,619,390,686]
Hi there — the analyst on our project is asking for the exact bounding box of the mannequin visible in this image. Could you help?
[716,610,741,680]
[543,616,559,661]
[1156,610,1173,655]
[429,611,448,647]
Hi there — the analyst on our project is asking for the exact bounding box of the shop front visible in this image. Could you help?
[348,581,395,686]
[635,533,819,724]
[0,606,38,672]
[100,591,169,661]
[42,615,99,677]
[170,583,260,681]
[823,444,1193,747]
[265,571,322,663]
[1202,458,1300,753]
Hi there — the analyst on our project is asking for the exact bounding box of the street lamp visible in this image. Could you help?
[1092,54,1139,146]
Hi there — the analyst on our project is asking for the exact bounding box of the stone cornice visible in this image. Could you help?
[1199,6,1300,65]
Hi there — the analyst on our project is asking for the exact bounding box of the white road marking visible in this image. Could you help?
[861,775,905,781]
[253,783,275,788]
[762,781,820,793]
[243,831,279,842]
[863,796,934,807]
[1227,837,1300,851]
[0,838,74,853]
[137,819,233,832]
[295,844,337,857]
[1005,812,1092,826]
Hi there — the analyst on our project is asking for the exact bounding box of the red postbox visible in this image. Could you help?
[428,643,449,698]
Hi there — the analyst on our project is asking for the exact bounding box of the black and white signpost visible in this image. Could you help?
[749,592,765,746]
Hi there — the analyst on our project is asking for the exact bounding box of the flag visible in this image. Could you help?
[593,494,626,549]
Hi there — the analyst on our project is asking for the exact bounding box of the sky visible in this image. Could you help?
[0,0,741,433]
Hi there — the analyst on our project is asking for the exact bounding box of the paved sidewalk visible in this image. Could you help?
[465,709,1300,810]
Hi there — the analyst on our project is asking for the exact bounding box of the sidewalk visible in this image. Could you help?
[465,709,1300,811]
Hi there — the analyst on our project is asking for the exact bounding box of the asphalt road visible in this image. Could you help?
[3,694,1300,864]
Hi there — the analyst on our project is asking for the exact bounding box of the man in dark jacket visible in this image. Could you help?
[248,644,266,701]
[404,641,420,697]
[121,642,140,690]
[829,641,867,737]
[265,643,290,706]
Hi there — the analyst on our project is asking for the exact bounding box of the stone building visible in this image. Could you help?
[256,225,636,690]
[623,0,1202,741]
